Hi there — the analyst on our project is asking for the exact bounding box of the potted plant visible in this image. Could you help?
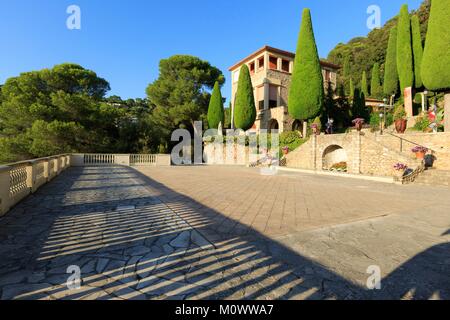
[311,123,320,135]
[393,105,407,134]
[393,163,408,180]
[352,118,365,131]
[281,146,290,156]
[411,146,429,159]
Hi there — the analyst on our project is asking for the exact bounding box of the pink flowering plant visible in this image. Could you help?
[411,146,429,154]
[393,163,408,171]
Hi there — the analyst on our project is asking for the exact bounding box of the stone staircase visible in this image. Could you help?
[413,169,450,187]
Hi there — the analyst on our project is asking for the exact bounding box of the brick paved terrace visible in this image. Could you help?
[0,165,449,300]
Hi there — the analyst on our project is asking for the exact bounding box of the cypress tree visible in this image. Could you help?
[384,26,399,96]
[411,15,424,89]
[233,64,256,131]
[288,8,324,120]
[422,0,450,131]
[361,71,369,98]
[207,81,224,129]
[371,63,382,99]
[421,0,450,92]
[397,4,414,92]
[349,78,355,99]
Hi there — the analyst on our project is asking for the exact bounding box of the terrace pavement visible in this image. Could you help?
[0,165,449,300]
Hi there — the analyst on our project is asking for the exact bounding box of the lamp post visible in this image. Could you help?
[379,112,384,135]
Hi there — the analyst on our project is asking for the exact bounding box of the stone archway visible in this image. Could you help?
[292,120,303,132]
[268,119,279,131]
[322,145,348,171]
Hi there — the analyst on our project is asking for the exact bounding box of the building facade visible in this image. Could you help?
[229,46,340,133]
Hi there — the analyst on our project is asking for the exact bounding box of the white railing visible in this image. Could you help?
[0,153,169,217]
[0,154,71,217]
[71,154,171,167]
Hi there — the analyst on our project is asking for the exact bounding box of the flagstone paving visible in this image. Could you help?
[0,165,449,300]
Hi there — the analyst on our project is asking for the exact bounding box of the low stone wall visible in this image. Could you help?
[285,131,427,177]
[375,132,450,170]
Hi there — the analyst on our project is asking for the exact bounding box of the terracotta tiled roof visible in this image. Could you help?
[228,45,340,71]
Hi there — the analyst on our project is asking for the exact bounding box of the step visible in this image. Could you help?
[414,169,450,187]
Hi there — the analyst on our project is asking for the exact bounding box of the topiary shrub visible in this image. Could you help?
[288,8,324,121]
[234,64,256,131]
[397,4,414,93]
[207,81,224,129]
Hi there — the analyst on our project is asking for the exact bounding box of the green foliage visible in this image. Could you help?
[224,106,232,129]
[384,26,399,96]
[352,88,370,120]
[207,81,224,129]
[371,63,383,99]
[328,1,430,99]
[413,114,431,131]
[233,64,256,131]
[349,78,355,98]
[411,15,424,88]
[288,8,324,120]
[393,104,407,120]
[147,55,224,138]
[0,63,131,163]
[422,0,450,91]
[397,4,414,92]
[279,131,306,153]
[370,112,393,131]
[312,116,322,131]
[361,71,369,97]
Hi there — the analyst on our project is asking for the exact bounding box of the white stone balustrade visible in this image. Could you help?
[0,153,170,216]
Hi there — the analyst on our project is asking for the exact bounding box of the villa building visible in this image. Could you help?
[229,46,340,133]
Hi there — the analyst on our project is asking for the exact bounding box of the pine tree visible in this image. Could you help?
[397,4,414,92]
[207,81,224,129]
[233,64,256,131]
[361,71,369,98]
[384,26,399,96]
[371,63,382,99]
[411,15,424,89]
[288,8,324,120]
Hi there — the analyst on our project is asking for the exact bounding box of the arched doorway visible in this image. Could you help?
[292,120,303,132]
[322,145,348,172]
[268,119,279,131]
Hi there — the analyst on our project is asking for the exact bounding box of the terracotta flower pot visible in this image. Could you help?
[395,119,407,134]
[355,122,363,131]
[415,151,426,160]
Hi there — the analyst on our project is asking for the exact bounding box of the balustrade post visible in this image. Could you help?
[43,158,50,182]
[26,161,38,193]
[0,166,11,216]
[54,157,61,175]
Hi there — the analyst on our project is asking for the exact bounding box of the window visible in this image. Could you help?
[269,85,278,108]
[249,62,255,75]
[258,56,265,70]
[282,59,290,72]
[233,70,240,83]
[258,101,265,110]
[269,56,278,70]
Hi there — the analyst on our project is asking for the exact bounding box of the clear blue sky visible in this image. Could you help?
[0,0,423,104]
